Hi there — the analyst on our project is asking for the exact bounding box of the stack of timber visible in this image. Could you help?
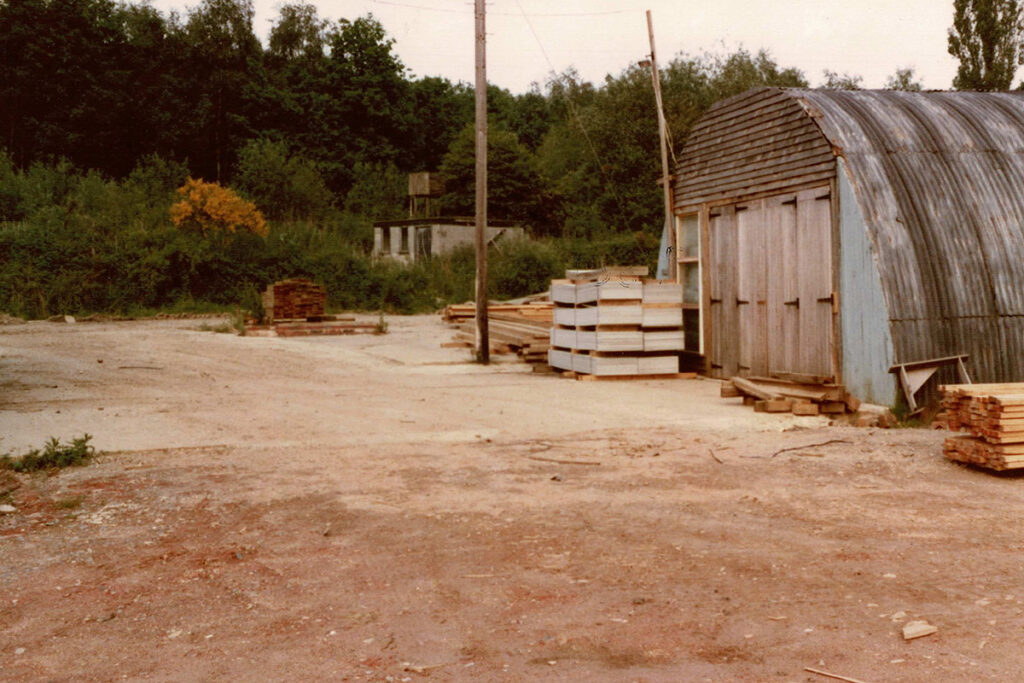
[246,277,379,336]
[442,300,553,324]
[721,375,859,415]
[941,383,1024,470]
[262,278,326,321]
[547,273,688,379]
[446,310,551,363]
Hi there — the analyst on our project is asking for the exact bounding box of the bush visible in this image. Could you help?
[2,435,95,472]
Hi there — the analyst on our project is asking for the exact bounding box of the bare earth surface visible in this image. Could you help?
[2,316,1023,682]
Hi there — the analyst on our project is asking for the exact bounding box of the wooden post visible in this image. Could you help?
[646,10,676,281]
[474,0,489,363]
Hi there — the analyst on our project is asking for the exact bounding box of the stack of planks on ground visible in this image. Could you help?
[441,300,553,324]
[246,277,379,337]
[721,375,859,415]
[445,307,551,364]
[547,272,687,379]
[941,383,1024,470]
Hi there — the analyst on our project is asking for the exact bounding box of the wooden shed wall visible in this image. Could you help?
[674,88,836,211]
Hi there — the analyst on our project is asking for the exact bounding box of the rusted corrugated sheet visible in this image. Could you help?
[675,87,1024,384]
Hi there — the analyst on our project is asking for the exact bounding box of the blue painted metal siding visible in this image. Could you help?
[836,158,895,404]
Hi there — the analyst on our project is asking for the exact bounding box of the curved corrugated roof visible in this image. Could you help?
[790,88,1024,379]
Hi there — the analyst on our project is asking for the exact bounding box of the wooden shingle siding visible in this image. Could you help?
[675,88,836,211]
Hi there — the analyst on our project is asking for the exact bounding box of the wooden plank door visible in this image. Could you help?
[736,200,768,376]
[708,207,738,378]
[796,187,834,377]
[766,194,799,376]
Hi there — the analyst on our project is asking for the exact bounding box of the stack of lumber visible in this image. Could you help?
[941,383,1024,470]
[547,273,686,379]
[262,278,326,322]
[442,300,553,324]
[722,375,859,415]
[448,311,551,363]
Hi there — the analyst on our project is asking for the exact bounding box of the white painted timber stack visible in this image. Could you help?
[547,348,574,371]
[548,276,684,377]
[643,329,685,352]
[576,329,644,352]
[574,304,643,327]
[641,305,683,328]
[643,280,684,304]
[550,327,576,349]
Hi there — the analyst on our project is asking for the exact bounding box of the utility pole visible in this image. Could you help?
[474,0,489,363]
[646,10,677,281]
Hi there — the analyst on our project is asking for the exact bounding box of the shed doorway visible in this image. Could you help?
[708,186,834,380]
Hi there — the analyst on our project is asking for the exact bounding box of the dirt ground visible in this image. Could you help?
[2,316,1023,682]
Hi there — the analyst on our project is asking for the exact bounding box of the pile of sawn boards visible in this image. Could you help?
[722,376,860,415]
[446,305,552,364]
[442,300,553,324]
[942,383,1024,470]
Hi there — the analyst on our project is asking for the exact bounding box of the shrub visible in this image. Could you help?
[2,435,95,472]
[170,178,268,237]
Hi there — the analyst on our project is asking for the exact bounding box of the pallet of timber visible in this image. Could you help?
[643,329,685,352]
[574,303,643,327]
[575,329,644,352]
[550,327,576,349]
[442,301,553,323]
[642,280,684,304]
[575,278,643,303]
[940,384,1024,445]
[641,304,683,328]
[943,435,1024,470]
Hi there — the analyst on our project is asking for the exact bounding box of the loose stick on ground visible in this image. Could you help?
[527,455,601,466]
[803,666,871,683]
[770,439,850,458]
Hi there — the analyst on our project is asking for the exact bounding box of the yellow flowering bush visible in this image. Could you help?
[169,178,268,237]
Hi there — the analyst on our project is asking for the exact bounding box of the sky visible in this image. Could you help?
[151,0,961,93]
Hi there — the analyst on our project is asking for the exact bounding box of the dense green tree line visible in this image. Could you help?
[0,0,816,237]
[4,0,1005,318]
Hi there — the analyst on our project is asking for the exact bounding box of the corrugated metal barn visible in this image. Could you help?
[673,87,1024,405]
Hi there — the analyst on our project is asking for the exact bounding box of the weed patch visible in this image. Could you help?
[1,434,96,472]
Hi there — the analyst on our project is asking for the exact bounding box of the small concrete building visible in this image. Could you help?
[373,172,524,262]
[673,87,1024,404]
[372,218,524,262]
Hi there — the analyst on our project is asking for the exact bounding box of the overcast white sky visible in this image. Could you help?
[152,0,961,93]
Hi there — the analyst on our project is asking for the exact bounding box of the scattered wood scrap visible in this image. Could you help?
[722,376,858,415]
[941,383,1024,470]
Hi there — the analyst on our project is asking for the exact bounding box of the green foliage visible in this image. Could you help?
[2,435,95,473]
[885,67,924,91]
[949,0,1023,90]
[439,124,549,229]
[343,162,406,220]
[821,70,864,90]
[234,138,332,221]
[488,238,562,298]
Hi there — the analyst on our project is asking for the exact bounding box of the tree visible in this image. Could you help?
[233,138,332,221]
[170,178,267,237]
[949,0,1023,90]
[821,70,864,89]
[439,124,547,229]
[885,67,924,91]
